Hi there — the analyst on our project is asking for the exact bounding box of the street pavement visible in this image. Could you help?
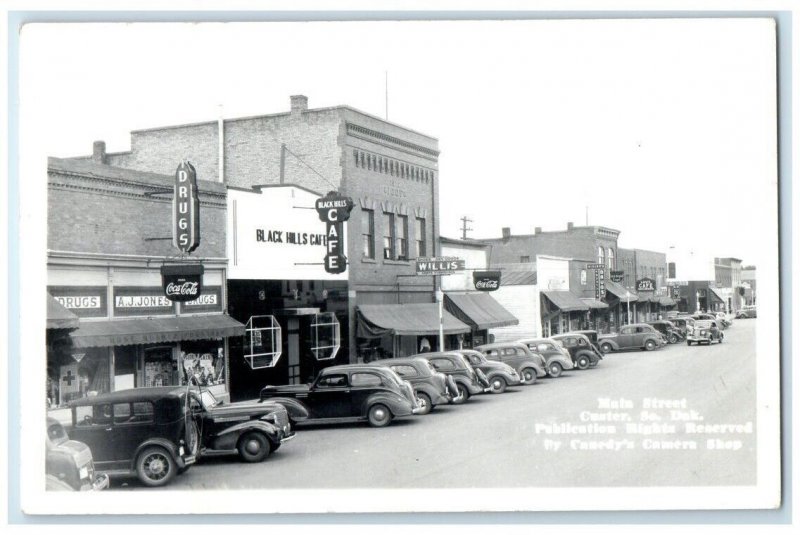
[116,319,757,490]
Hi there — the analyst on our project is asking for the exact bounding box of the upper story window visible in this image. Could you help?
[361,208,375,259]
[598,246,605,266]
[520,255,531,263]
[416,218,426,257]
[397,215,409,261]
[383,212,396,260]
[607,248,615,269]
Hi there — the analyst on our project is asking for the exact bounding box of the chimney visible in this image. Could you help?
[290,95,308,115]
[567,222,574,230]
[92,141,107,164]
[534,227,542,234]
[502,227,511,239]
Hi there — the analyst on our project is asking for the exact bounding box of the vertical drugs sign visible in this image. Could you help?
[173,161,200,253]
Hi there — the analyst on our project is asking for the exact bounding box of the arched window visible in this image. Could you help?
[607,248,615,269]
[598,246,605,266]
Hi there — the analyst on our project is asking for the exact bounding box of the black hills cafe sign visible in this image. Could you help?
[161,264,204,302]
[173,161,200,254]
[315,191,354,274]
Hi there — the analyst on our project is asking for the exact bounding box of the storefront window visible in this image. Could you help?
[143,346,176,387]
[180,340,226,387]
[310,312,341,361]
[53,347,111,406]
[244,315,282,369]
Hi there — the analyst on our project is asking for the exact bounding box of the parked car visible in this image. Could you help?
[260,364,420,428]
[597,323,665,353]
[46,417,109,491]
[189,388,302,463]
[372,356,454,414]
[516,338,575,378]
[550,333,604,370]
[647,320,684,344]
[68,386,200,487]
[454,349,522,394]
[686,320,724,345]
[473,342,547,384]
[414,352,490,403]
[571,330,605,358]
[667,317,696,337]
[736,307,757,319]
[714,311,733,328]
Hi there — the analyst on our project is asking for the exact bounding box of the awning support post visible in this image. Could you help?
[436,285,444,352]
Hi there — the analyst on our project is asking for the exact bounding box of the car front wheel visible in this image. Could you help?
[136,446,176,487]
[237,431,271,463]
[645,340,656,351]
[367,404,393,427]
[548,362,563,378]
[489,376,507,394]
[415,392,433,415]
[520,367,537,385]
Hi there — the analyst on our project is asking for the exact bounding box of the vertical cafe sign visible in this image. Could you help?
[315,191,354,274]
[173,161,200,253]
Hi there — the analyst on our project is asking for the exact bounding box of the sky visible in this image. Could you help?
[20,19,778,266]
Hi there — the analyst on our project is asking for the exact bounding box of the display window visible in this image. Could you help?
[310,312,340,361]
[180,339,226,387]
[143,345,177,387]
[244,315,282,369]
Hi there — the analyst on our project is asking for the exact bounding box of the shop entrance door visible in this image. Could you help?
[287,318,300,384]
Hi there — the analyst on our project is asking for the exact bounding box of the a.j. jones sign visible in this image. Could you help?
[636,277,656,292]
[173,161,200,254]
[315,191,354,274]
[473,271,501,291]
[161,264,204,302]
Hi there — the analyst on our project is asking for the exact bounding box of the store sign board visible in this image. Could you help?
[594,268,606,299]
[672,286,681,299]
[113,287,176,316]
[587,263,605,270]
[183,286,221,312]
[48,286,108,318]
[473,271,501,291]
[636,277,656,292]
[173,161,201,254]
[315,191,354,223]
[227,188,347,281]
[416,257,466,276]
[161,264,204,302]
[610,270,624,283]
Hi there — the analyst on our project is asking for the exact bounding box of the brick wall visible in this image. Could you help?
[484,227,618,266]
[48,158,226,258]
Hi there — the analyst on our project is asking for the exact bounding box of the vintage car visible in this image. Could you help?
[647,320,684,344]
[260,364,420,427]
[714,311,733,328]
[550,333,604,370]
[454,349,522,394]
[597,323,666,353]
[516,338,575,378]
[371,356,454,414]
[686,320,724,345]
[68,386,200,487]
[46,417,109,491]
[189,388,302,463]
[473,342,547,384]
[667,317,696,337]
[414,352,491,403]
[736,307,757,319]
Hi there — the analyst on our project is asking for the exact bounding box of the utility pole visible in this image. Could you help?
[460,216,473,240]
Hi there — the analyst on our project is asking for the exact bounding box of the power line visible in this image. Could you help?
[281,144,339,192]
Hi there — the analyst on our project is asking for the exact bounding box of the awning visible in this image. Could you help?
[444,293,519,330]
[357,303,471,338]
[69,314,246,349]
[658,296,677,307]
[581,298,609,309]
[47,293,79,330]
[708,287,726,304]
[604,281,639,302]
[541,291,590,312]
[637,294,656,303]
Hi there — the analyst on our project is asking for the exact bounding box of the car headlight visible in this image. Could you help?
[179,446,185,456]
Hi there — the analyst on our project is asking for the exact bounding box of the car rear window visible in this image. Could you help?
[430,358,455,371]
[351,373,382,387]
[391,365,418,378]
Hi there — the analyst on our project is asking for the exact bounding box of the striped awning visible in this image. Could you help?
[581,298,609,309]
[541,291,590,312]
[604,281,639,302]
[444,293,519,330]
[357,303,471,337]
[47,293,79,330]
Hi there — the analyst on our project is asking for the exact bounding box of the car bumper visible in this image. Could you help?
[280,432,296,444]
[467,383,485,395]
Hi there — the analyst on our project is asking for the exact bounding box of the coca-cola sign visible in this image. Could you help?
[161,264,204,302]
[473,271,501,292]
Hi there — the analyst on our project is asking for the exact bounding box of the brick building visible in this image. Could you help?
[616,247,673,321]
[46,156,240,409]
[714,257,744,314]
[68,96,444,392]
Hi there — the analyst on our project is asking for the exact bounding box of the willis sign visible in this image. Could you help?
[173,161,200,253]
[161,264,204,302]
[315,191,354,274]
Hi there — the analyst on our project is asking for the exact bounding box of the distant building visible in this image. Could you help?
[741,265,757,305]
[616,247,670,322]
[714,257,744,313]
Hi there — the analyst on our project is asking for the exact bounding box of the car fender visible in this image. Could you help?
[361,392,413,419]
[211,420,281,451]
[599,339,620,351]
[644,336,661,347]
[414,383,445,402]
[548,354,573,369]
[257,397,310,422]
[575,349,598,364]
